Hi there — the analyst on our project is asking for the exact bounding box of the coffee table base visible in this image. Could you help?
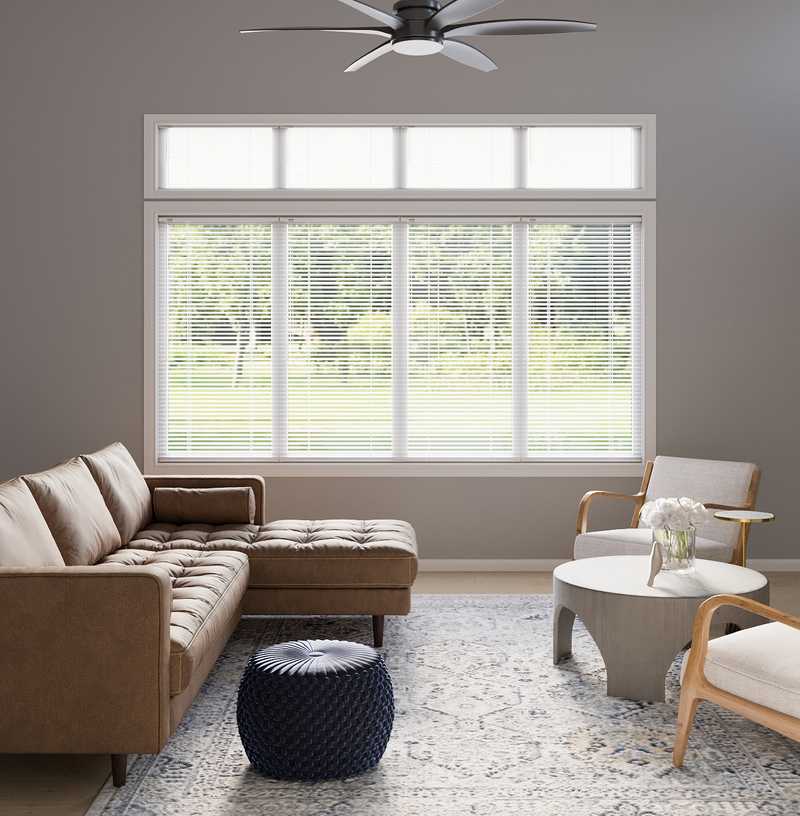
[553,577,769,702]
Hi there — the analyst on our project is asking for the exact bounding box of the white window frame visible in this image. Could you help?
[145,114,656,200]
[144,114,656,477]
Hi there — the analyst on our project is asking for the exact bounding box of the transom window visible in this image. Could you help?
[145,115,655,474]
[156,122,643,192]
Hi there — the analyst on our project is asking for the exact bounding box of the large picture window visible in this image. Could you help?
[146,115,655,473]
[156,217,643,462]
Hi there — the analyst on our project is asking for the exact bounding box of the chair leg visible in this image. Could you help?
[111,754,127,787]
[372,615,385,648]
[673,693,699,767]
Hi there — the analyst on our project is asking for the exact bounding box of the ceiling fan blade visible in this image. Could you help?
[335,0,403,29]
[442,18,597,36]
[429,0,504,30]
[440,39,497,71]
[240,25,393,38]
[344,40,394,72]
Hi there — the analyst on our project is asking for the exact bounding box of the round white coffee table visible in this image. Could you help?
[553,556,769,702]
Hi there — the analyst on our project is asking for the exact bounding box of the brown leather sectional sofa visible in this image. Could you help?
[0,443,417,786]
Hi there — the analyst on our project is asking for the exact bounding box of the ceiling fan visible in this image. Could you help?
[240,0,596,73]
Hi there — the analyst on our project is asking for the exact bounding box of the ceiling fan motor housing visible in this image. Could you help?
[392,0,444,53]
[393,0,442,20]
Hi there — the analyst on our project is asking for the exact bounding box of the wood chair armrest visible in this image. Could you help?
[675,590,798,767]
[576,490,645,534]
[684,594,800,685]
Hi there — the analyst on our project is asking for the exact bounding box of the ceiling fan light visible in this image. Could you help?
[392,37,443,56]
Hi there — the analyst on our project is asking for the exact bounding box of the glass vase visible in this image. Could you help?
[653,526,696,573]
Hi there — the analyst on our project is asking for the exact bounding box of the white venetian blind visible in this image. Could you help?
[528,221,641,458]
[285,128,394,189]
[405,127,515,189]
[158,221,273,458]
[160,127,274,189]
[527,127,640,189]
[407,222,514,457]
[287,222,393,456]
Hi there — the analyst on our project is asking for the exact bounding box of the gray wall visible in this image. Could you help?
[1,0,798,559]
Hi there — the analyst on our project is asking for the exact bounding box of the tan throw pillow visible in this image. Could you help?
[81,442,152,544]
[0,477,65,568]
[23,458,122,565]
[153,487,255,525]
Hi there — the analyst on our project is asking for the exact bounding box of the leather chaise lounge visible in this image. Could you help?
[0,443,417,786]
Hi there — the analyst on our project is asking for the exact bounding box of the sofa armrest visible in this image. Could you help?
[0,565,172,755]
[144,475,266,524]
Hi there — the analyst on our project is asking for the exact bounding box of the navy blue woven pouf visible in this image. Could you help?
[237,639,395,781]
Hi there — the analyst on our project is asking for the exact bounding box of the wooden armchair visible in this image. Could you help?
[674,594,800,766]
[575,456,761,566]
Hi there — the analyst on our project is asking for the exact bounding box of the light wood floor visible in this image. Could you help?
[2,571,797,816]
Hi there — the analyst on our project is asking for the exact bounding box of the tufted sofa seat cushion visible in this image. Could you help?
[127,519,418,589]
[98,548,249,695]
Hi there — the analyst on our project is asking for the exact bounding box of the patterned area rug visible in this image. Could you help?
[88,595,799,815]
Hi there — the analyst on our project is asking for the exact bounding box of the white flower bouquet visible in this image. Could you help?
[640,497,712,573]
[639,497,712,532]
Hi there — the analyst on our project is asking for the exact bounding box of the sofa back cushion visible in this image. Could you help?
[81,442,152,544]
[23,458,121,565]
[0,477,65,567]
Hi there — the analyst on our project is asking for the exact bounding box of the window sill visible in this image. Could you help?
[147,459,646,478]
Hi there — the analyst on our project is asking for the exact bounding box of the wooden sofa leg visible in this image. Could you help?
[372,615,385,648]
[111,754,127,787]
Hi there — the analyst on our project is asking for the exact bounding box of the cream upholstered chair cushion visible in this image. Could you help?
[574,455,758,563]
[574,528,733,562]
[641,456,758,548]
[681,622,800,719]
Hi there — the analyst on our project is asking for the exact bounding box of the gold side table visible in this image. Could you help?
[714,510,775,566]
